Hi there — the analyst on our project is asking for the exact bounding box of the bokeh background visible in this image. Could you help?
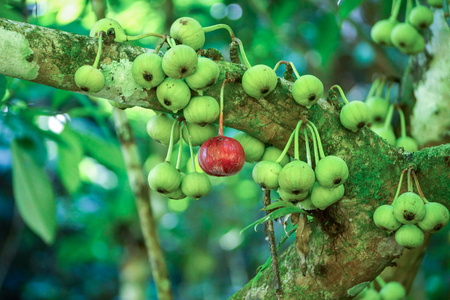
[0,0,448,299]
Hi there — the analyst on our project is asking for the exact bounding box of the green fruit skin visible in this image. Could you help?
[371,126,396,145]
[390,23,419,49]
[296,196,317,211]
[278,160,315,194]
[427,0,448,7]
[156,78,191,113]
[366,96,389,123]
[400,34,425,55]
[315,156,349,189]
[182,123,217,146]
[340,101,371,132]
[170,17,205,50]
[261,146,290,167]
[252,161,282,190]
[409,6,434,29]
[393,192,426,224]
[146,114,180,145]
[148,162,181,194]
[131,53,165,89]
[395,136,418,152]
[395,224,425,249]
[166,173,186,200]
[418,202,450,232]
[292,75,324,108]
[278,188,308,202]
[370,19,398,46]
[310,182,345,210]
[379,282,406,300]
[162,45,198,79]
[90,18,127,42]
[183,96,219,126]
[181,172,211,199]
[74,66,105,93]
[373,205,402,232]
[185,57,220,90]
[356,287,381,300]
[242,64,278,99]
[234,132,266,163]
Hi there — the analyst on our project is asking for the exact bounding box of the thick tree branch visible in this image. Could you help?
[1,17,449,299]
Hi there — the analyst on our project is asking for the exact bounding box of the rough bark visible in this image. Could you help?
[0,17,449,299]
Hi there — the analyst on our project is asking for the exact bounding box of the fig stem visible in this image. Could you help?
[182,121,196,172]
[164,119,179,162]
[218,79,227,136]
[390,0,403,22]
[294,120,303,160]
[288,62,301,79]
[406,0,413,22]
[309,122,326,160]
[407,168,413,193]
[176,121,183,170]
[384,80,393,104]
[154,36,167,55]
[234,38,252,68]
[273,60,289,73]
[303,128,312,167]
[375,276,386,288]
[167,37,177,48]
[203,24,235,40]
[275,130,295,164]
[330,85,349,105]
[393,169,408,204]
[397,108,407,138]
[366,77,380,100]
[375,77,385,98]
[93,31,103,69]
[384,104,394,129]
[411,171,428,202]
[307,124,319,166]
[126,32,165,41]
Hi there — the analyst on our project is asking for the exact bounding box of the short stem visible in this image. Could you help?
[366,77,380,100]
[307,124,319,167]
[330,85,350,104]
[154,36,167,54]
[397,108,407,138]
[273,60,289,73]
[309,122,326,160]
[203,24,235,40]
[406,0,413,23]
[218,79,227,136]
[234,38,252,68]
[294,120,303,160]
[407,168,413,193]
[164,119,179,162]
[384,81,392,104]
[393,169,408,203]
[288,62,301,79]
[167,37,177,48]
[183,121,196,173]
[384,104,394,129]
[127,32,165,41]
[93,32,103,69]
[375,77,385,98]
[303,128,312,167]
[411,171,428,202]
[390,0,403,21]
[176,121,183,170]
[415,0,421,6]
[275,131,295,164]
[375,276,386,288]
[444,0,449,20]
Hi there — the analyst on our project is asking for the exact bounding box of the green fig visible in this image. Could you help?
[409,5,434,29]
[418,202,449,232]
[278,160,315,195]
[370,19,398,46]
[310,182,345,210]
[395,136,418,152]
[185,57,220,90]
[373,205,402,232]
[170,17,205,50]
[401,34,425,55]
[391,23,420,50]
[233,132,266,163]
[156,78,191,113]
[90,18,127,42]
[393,192,425,224]
[74,65,105,93]
[427,0,448,7]
[252,161,282,190]
[242,64,278,99]
[357,288,381,300]
[395,224,424,249]
[365,96,389,123]
[131,53,165,89]
[292,75,324,108]
[182,122,217,146]
[296,196,317,211]
[278,188,308,202]
[148,161,181,194]
[315,155,349,189]
[181,172,212,199]
[166,173,187,200]
[340,101,371,132]
[183,96,219,126]
[162,45,198,79]
[379,282,406,300]
[261,146,290,167]
[146,114,180,146]
[371,126,396,145]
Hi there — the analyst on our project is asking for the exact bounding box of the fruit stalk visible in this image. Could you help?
[294,120,303,160]
[411,171,428,202]
[176,122,183,170]
[384,104,394,129]
[273,60,289,72]
[375,275,387,288]
[218,79,227,136]
[375,77,385,98]
[93,31,103,69]
[126,32,165,41]
[407,168,413,192]
[164,119,180,162]
[330,84,350,105]
[154,36,167,54]
[390,0,404,21]
[393,169,408,203]
[234,38,252,68]
[203,24,235,40]
[366,77,381,99]
[275,131,295,163]
[183,121,197,172]
[304,128,312,167]
[288,62,301,79]
[406,0,414,22]
[309,122,326,160]
[397,108,407,138]
[307,124,320,166]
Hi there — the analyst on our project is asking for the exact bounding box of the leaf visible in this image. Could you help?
[295,214,312,276]
[11,139,56,244]
[260,199,294,211]
[0,74,6,100]
[57,126,83,194]
[338,0,365,20]
[240,206,304,235]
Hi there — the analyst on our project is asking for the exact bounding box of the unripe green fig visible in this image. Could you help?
[252,161,282,190]
[409,5,434,29]
[74,65,105,93]
[427,0,448,7]
[185,57,220,90]
[292,75,324,108]
[278,160,315,195]
[379,282,406,300]
[242,64,278,99]
[371,126,396,145]
[131,53,165,89]
[366,96,389,123]
[359,288,381,300]
[395,136,418,152]
[261,146,290,167]
[233,132,266,163]
[166,173,187,200]
[401,34,425,55]
[146,114,180,146]
[393,192,425,224]
[181,172,211,199]
[156,78,191,113]
[278,188,308,202]
[187,153,203,174]
[370,19,398,46]
[373,205,402,232]
[296,196,317,211]
[90,18,127,42]
[148,161,181,194]
[395,224,424,249]
[391,23,420,50]
[170,17,205,50]
[183,96,219,126]
[340,101,371,132]
[315,155,349,189]
[182,122,217,146]
[418,202,449,232]
[162,45,198,79]
[310,182,345,210]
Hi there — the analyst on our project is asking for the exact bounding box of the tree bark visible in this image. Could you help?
[0,17,449,299]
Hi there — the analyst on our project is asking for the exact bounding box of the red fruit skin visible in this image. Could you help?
[198,136,246,177]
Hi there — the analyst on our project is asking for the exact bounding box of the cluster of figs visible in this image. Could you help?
[370,0,440,55]
[356,279,406,300]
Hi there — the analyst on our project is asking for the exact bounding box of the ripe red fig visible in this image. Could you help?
[198,135,245,177]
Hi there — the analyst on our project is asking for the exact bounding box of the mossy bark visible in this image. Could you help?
[0,17,449,299]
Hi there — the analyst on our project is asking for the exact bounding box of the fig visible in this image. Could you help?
[74,65,104,93]
[292,75,324,108]
[185,57,220,90]
[252,161,282,190]
[366,96,389,123]
[340,101,371,132]
[183,96,219,126]
[162,45,198,79]
[370,19,398,46]
[310,183,345,210]
[278,160,315,195]
[181,172,212,199]
[394,224,424,249]
[170,17,205,50]
[90,18,127,42]
[395,136,418,152]
[393,192,425,225]
[379,282,406,300]
[261,146,290,167]
[148,161,181,194]
[156,78,191,113]
[391,23,419,50]
[146,114,180,145]
[409,5,434,29]
[373,205,402,232]
[182,122,217,146]
[242,64,278,99]
[233,132,266,163]
[131,53,165,89]
[418,202,449,233]
[278,188,308,202]
[315,155,349,189]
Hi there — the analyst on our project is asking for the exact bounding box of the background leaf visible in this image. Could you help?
[57,125,83,194]
[338,0,365,20]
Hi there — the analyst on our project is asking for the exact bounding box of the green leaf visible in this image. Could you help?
[11,139,56,244]
[339,0,365,20]
[240,206,304,234]
[260,200,294,211]
[0,75,7,100]
[57,126,83,194]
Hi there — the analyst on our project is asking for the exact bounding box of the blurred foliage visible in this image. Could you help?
[0,0,448,299]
